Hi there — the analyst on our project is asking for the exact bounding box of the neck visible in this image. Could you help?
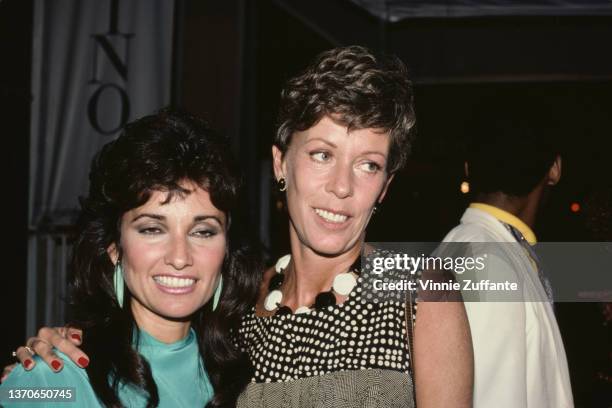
[283,229,362,310]
[130,299,191,344]
[475,185,544,228]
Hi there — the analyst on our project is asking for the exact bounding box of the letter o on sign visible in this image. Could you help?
[88,83,130,135]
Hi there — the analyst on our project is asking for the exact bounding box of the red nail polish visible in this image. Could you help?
[24,359,32,369]
[51,360,61,371]
[78,357,89,368]
[70,333,81,342]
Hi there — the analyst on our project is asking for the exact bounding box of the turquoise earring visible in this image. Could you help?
[212,276,223,311]
[113,262,124,308]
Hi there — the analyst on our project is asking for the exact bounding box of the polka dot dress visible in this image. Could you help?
[238,249,417,384]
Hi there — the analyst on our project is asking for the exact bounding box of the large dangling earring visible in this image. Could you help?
[212,275,223,311]
[113,261,124,308]
[277,177,287,192]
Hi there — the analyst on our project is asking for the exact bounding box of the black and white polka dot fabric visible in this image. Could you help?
[238,250,416,385]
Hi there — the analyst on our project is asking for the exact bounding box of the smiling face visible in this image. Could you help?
[109,182,226,322]
[273,116,394,256]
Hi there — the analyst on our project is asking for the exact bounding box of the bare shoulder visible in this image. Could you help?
[413,301,473,407]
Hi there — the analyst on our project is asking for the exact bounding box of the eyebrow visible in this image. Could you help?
[305,137,337,148]
[131,213,224,226]
[361,151,388,159]
[306,138,387,159]
[194,215,224,226]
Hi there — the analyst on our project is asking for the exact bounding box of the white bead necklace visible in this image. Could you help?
[263,254,360,315]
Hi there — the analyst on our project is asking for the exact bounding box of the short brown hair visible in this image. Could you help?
[275,45,416,173]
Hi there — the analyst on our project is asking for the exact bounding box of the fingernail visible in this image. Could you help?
[51,360,61,371]
[78,357,89,368]
[24,359,33,369]
[70,333,81,342]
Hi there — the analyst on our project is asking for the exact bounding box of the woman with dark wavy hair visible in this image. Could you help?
[0,109,258,407]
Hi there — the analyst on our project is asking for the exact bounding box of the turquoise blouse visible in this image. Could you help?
[0,328,213,407]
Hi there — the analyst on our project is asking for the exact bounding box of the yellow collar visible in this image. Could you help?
[469,202,537,245]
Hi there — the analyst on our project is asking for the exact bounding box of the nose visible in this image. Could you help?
[164,235,193,270]
[325,161,354,199]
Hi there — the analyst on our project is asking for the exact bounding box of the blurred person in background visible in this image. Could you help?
[442,102,573,408]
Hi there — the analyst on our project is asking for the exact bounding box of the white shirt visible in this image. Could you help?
[443,206,574,408]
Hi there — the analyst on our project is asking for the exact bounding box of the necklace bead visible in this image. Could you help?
[276,306,293,315]
[275,254,291,272]
[332,272,358,296]
[314,291,336,308]
[264,289,283,311]
[269,273,284,290]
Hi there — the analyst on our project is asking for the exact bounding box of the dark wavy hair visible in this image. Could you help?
[275,45,416,173]
[68,109,259,408]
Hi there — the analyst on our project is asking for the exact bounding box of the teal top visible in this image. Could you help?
[0,328,213,407]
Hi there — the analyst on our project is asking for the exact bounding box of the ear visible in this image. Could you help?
[547,155,562,186]
[377,174,395,204]
[272,145,286,181]
[107,243,119,266]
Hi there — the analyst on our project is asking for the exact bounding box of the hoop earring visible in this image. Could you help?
[212,275,223,311]
[277,177,287,192]
[113,262,125,308]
